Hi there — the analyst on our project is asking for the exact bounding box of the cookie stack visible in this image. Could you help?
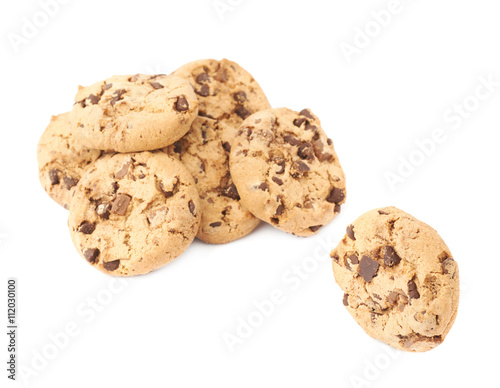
[37,59,346,277]
[37,58,459,352]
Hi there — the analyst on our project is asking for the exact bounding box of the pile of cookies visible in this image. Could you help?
[37,58,459,352]
[37,59,346,277]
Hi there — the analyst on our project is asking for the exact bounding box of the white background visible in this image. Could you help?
[1,0,499,387]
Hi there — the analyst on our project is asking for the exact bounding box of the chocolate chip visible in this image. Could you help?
[292,160,310,174]
[150,82,164,89]
[383,246,401,267]
[214,68,228,82]
[96,202,111,220]
[115,161,131,179]
[305,124,317,131]
[283,134,300,146]
[233,91,247,103]
[293,117,307,127]
[358,255,379,282]
[408,280,420,300]
[258,182,268,191]
[188,200,196,215]
[83,248,100,264]
[110,89,126,107]
[196,73,210,84]
[349,254,359,264]
[173,141,182,154]
[111,182,119,194]
[309,225,322,232]
[88,94,100,104]
[272,176,283,186]
[175,96,189,112]
[441,257,455,274]
[196,84,210,97]
[387,292,398,305]
[235,105,251,119]
[237,127,252,137]
[62,176,78,190]
[210,222,222,227]
[222,183,240,200]
[274,157,286,174]
[378,210,389,215]
[275,204,284,216]
[111,194,131,215]
[298,143,314,160]
[312,140,332,162]
[198,111,215,119]
[222,142,231,152]
[326,187,345,204]
[346,224,355,240]
[103,260,120,271]
[49,169,60,185]
[343,293,349,306]
[159,178,179,199]
[103,83,113,90]
[334,204,341,213]
[299,109,315,120]
[78,221,95,234]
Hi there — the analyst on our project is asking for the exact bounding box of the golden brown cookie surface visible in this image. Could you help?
[68,152,201,276]
[37,112,101,209]
[331,207,459,352]
[71,74,198,152]
[230,108,346,236]
[165,117,260,244]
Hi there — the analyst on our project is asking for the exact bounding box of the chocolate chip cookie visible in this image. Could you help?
[37,112,101,209]
[331,207,459,352]
[165,117,260,244]
[171,58,270,132]
[68,152,201,276]
[229,108,346,236]
[71,74,198,152]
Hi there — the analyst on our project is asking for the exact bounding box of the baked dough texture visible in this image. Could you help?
[230,108,346,236]
[331,207,459,352]
[165,117,260,244]
[71,74,198,152]
[68,152,201,276]
[171,58,271,132]
[37,112,101,209]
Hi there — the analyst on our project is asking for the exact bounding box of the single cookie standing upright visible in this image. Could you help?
[68,152,201,276]
[331,207,459,352]
[230,108,346,236]
[37,112,101,209]
[71,74,198,152]
[165,117,260,244]
[171,58,271,132]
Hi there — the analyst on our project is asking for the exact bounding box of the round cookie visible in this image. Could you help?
[71,74,198,152]
[165,117,260,244]
[330,207,459,352]
[229,108,346,236]
[171,58,271,132]
[37,112,101,209]
[68,152,201,276]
